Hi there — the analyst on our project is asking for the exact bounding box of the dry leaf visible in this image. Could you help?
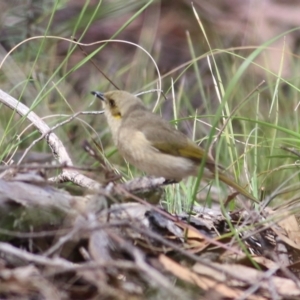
[159,254,264,299]
[194,262,300,298]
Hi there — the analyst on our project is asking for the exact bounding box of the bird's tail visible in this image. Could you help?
[217,172,258,203]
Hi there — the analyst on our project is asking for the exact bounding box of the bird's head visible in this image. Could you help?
[91,90,147,143]
[91,90,145,120]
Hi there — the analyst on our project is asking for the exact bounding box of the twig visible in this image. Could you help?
[108,230,187,299]
[280,146,300,158]
[0,242,75,268]
[18,110,103,165]
[0,89,102,190]
[73,37,120,90]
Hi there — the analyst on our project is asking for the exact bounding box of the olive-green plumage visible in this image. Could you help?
[92,90,257,202]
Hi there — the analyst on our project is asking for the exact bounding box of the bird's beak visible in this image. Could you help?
[91,91,105,101]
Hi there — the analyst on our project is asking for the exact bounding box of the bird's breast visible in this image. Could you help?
[104,109,122,145]
[117,128,197,180]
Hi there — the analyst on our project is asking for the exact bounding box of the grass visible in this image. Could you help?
[1,0,300,211]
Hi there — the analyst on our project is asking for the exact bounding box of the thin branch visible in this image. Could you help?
[0,89,102,190]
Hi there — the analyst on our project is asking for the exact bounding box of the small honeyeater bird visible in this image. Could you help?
[92,90,257,202]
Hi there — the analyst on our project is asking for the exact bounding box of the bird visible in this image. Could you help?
[91,90,257,202]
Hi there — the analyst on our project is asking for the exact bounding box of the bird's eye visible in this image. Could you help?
[109,99,115,107]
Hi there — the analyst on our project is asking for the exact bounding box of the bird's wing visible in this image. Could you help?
[140,118,216,167]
